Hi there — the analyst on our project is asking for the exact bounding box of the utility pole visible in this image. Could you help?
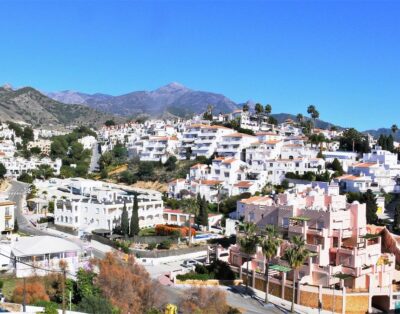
[23,278,26,313]
[62,269,66,314]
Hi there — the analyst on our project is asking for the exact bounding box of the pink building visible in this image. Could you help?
[229,183,396,309]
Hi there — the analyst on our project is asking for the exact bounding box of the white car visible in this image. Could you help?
[181,259,202,268]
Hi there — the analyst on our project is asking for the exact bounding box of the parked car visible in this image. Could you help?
[181,259,202,268]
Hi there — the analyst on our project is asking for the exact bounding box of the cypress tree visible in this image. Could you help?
[121,200,129,236]
[363,189,378,225]
[130,194,140,237]
[195,193,202,226]
[200,196,208,227]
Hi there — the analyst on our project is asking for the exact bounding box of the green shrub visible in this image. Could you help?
[157,240,172,250]
[147,243,157,250]
[176,272,213,281]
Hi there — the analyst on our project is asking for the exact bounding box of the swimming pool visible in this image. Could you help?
[194,233,218,240]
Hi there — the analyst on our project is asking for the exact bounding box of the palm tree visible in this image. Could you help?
[181,197,199,247]
[391,124,398,136]
[296,113,303,124]
[242,103,250,112]
[254,103,263,115]
[307,105,319,129]
[265,104,272,116]
[261,225,282,304]
[285,236,308,313]
[238,222,259,293]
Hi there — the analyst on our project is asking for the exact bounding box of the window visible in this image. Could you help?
[75,217,78,223]
[282,217,289,228]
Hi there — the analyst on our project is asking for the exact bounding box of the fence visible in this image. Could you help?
[131,245,208,258]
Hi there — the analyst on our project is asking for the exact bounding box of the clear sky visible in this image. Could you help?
[1,0,399,130]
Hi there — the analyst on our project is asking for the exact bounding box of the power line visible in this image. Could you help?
[0,250,75,276]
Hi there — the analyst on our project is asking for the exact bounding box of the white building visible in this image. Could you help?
[140,136,178,163]
[217,132,258,160]
[10,236,81,278]
[1,157,62,178]
[78,135,97,150]
[0,200,15,233]
[191,125,234,159]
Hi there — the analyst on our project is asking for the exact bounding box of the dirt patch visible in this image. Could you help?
[0,180,10,192]
[133,181,168,193]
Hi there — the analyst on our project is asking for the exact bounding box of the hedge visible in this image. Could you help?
[155,224,196,237]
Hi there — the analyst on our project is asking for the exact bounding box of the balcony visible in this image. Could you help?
[306,243,321,253]
[288,225,305,234]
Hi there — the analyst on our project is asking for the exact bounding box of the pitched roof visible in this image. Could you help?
[352,162,378,168]
[199,180,224,186]
[234,181,254,188]
[12,236,81,257]
[190,163,208,169]
[240,196,271,204]
[222,132,255,138]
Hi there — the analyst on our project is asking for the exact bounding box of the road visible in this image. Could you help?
[7,180,105,259]
[145,261,285,314]
[159,284,285,314]
[89,141,100,173]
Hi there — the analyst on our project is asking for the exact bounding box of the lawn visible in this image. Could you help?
[138,227,156,236]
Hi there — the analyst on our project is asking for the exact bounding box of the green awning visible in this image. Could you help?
[289,216,310,221]
[270,264,292,273]
[308,252,318,257]
[360,233,381,240]
[333,273,354,280]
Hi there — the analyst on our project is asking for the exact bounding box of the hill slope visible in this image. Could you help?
[47,82,238,117]
[0,86,121,128]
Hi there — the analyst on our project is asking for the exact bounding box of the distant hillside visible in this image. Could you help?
[271,113,342,130]
[363,128,400,141]
[0,86,122,128]
[47,82,238,117]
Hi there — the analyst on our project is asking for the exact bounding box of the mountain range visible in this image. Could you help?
[1,82,398,139]
[46,82,238,117]
[0,86,121,128]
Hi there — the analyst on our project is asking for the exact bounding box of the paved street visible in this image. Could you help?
[159,284,286,314]
[89,141,100,173]
[144,260,286,313]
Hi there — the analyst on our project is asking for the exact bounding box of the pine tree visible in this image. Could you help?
[121,201,129,236]
[130,194,140,237]
[331,158,344,175]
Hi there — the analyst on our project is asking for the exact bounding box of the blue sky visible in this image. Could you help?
[1,0,399,130]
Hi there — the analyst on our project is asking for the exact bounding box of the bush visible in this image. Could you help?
[147,243,157,251]
[176,272,213,281]
[157,240,172,250]
[181,260,236,281]
[115,240,131,253]
[155,224,196,237]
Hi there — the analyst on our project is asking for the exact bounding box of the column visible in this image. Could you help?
[342,286,346,314]
[281,272,286,299]
[252,269,256,288]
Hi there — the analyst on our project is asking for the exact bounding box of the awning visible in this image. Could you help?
[332,273,354,280]
[289,216,310,222]
[360,233,381,240]
[270,264,292,273]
